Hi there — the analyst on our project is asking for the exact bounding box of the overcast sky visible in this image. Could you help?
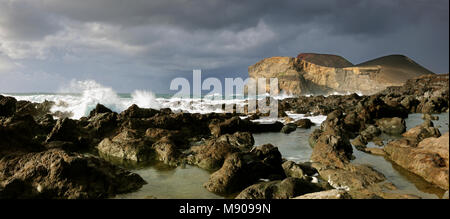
[0,0,448,93]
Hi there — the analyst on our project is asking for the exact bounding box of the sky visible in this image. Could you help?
[0,0,448,93]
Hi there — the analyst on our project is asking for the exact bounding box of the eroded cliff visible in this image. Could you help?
[247,53,434,95]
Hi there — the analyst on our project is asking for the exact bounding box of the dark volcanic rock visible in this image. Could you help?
[46,118,82,143]
[376,117,406,135]
[0,115,45,156]
[295,119,313,129]
[281,123,297,134]
[204,144,285,195]
[235,177,323,199]
[89,104,113,118]
[120,104,159,119]
[402,120,441,143]
[188,141,240,171]
[0,95,16,117]
[0,149,146,199]
[152,137,179,165]
[15,100,54,119]
[97,129,154,162]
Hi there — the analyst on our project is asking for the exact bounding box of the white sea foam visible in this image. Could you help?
[284,112,327,125]
[6,80,328,122]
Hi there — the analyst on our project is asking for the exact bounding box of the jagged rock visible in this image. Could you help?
[360,125,381,140]
[402,120,441,142]
[247,54,432,96]
[88,104,113,118]
[0,115,45,155]
[250,144,285,177]
[235,177,323,199]
[0,95,16,117]
[310,133,353,169]
[120,104,159,119]
[295,119,313,129]
[36,114,56,133]
[86,112,118,137]
[97,129,154,162]
[308,129,322,148]
[215,132,255,151]
[282,161,305,178]
[281,123,297,134]
[187,140,240,171]
[376,117,406,135]
[351,135,368,150]
[152,137,179,165]
[209,116,283,136]
[204,145,285,195]
[46,118,84,144]
[0,149,146,199]
[15,100,54,119]
[316,164,386,191]
[384,133,449,190]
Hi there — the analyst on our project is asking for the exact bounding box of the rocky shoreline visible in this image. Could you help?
[0,74,448,199]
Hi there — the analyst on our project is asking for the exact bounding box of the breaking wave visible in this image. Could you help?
[6,79,324,125]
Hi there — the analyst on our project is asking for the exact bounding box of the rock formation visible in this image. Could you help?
[247,53,434,95]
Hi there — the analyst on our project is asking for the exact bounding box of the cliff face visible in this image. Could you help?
[247,53,434,95]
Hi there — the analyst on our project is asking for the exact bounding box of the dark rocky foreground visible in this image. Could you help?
[0,74,449,199]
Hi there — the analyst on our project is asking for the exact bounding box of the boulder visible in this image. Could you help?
[376,117,406,135]
[46,118,85,144]
[0,95,16,117]
[310,133,353,169]
[360,125,381,140]
[0,149,146,199]
[282,161,305,178]
[187,140,240,171]
[402,120,441,142]
[204,145,285,195]
[120,104,159,119]
[281,123,297,134]
[215,132,254,151]
[204,152,266,194]
[152,137,179,165]
[235,177,323,199]
[86,112,118,137]
[316,164,386,191]
[295,119,313,129]
[351,135,368,150]
[0,115,45,155]
[250,144,285,177]
[88,104,113,118]
[97,129,154,162]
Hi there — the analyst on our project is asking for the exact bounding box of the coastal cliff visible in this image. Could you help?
[247,53,434,95]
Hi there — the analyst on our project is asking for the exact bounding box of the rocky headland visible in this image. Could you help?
[247,53,434,95]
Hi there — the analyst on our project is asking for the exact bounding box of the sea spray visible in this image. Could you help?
[130,90,161,110]
[8,80,315,120]
[48,80,161,119]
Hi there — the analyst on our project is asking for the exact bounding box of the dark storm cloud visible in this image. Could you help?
[0,0,448,92]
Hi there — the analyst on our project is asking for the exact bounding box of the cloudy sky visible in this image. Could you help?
[0,0,448,93]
